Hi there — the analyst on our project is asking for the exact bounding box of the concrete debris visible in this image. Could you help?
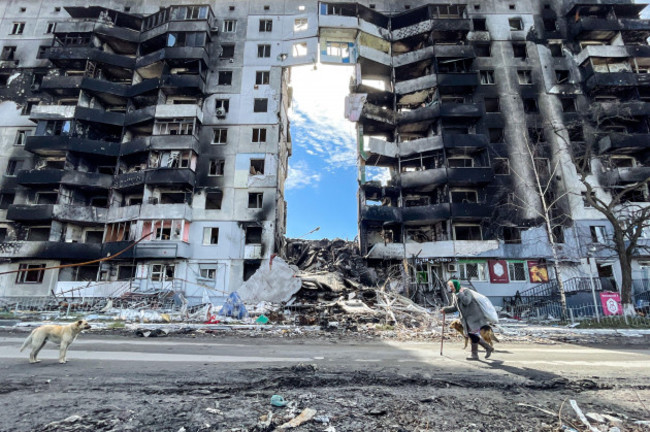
[278,407,317,429]
[238,256,302,303]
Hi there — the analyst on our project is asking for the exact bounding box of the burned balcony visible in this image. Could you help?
[120,134,200,156]
[114,169,196,190]
[399,167,494,192]
[7,204,108,224]
[40,75,131,99]
[599,166,650,186]
[402,203,451,224]
[360,204,402,223]
[0,241,104,260]
[17,169,113,190]
[30,105,125,127]
[569,17,650,43]
[437,72,479,92]
[46,47,136,70]
[398,102,482,134]
[450,202,492,220]
[392,5,470,42]
[25,135,120,157]
[598,133,650,154]
[136,47,209,70]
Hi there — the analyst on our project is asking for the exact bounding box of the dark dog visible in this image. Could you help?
[449,319,499,349]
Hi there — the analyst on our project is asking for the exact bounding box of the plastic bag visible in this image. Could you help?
[469,290,499,324]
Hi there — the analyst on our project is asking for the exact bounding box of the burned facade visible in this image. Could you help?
[0,0,649,305]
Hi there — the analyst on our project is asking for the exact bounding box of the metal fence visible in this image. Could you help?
[512,300,650,326]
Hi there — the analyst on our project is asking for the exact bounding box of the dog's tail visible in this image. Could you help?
[19,333,33,352]
[492,332,500,343]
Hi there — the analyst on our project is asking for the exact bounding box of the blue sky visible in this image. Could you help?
[285,65,359,240]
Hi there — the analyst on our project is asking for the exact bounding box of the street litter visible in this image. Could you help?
[271,395,288,407]
[278,407,317,429]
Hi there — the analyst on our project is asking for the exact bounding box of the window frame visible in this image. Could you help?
[16,264,46,284]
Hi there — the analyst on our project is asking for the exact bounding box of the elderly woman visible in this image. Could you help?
[440,279,494,360]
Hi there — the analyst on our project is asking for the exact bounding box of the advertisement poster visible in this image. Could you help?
[600,292,622,316]
[527,261,549,283]
[488,260,509,283]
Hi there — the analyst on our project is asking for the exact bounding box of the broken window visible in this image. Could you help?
[218,71,232,85]
[257,44,271,58]
[484,97,499,113]
[16,264,46,284]
[474,42,491,57]
[36,45,49,59]
[26,227,50,241]
[22,100,37,116]
[245,226,263,244]
[145,220,186,241]
[479,70,495,85]
[493,158,510,175]
[259,19,273,32]
[508,262,527,281]
[544,18,557,32]
[508,17,523,31]
[534,158,551,176]
[528,128,546,142]
[220,44,235,58]
[117,265,136,280]
[552,226,565,243]
[5,159,24,176]
[458,262,487,281]
[10,22,25,35]
[560,97,576,112]
[153,118,196,136]
[205,191,223,210]
[448,157,474,168]
[549,42,563,57]
[252,128,267,143]
[512,42,527,59]
[555,69,570,84]
[166,32,206,48]
[523,98,538,113]
[453,224,482,241]
[250,159,265,175]
[202,227,219,244]
[212,128,228,144]
[243,260,261,281]
[255,71,270,85]
[151,264,175,281]
[0,193,15,209]
[15,129,32,145]
[215,99,230,113]
[209,159,225,176]
[0,228,8,242]
[248,192,263,208]
[568,126,584,142]
[590,225,607,243]
[104,222,134,242]
[517,70,532,85]
[1,46,17,61]
[472,18,486,31]
[294,18,308,32]
[223,20,236,32]
[292,42,308,57]
[326,42,349,58]
[503,227,522,244]
[199,268,216,280]
[488,128,503,143]
[253,98,268,112]
[451,189,478,203]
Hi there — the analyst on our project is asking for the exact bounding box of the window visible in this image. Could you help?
[166,32,206,48]
[26,227,50,241]
[245,226,263,244]
[203,227,219,244]
[509,18,523,31]
[10,22,25,35]
[184,6,208,20]
[221,44,235,58]
[209,159,225,176]
[549,42,563,57]
[22,100,37,116]
[200,268,217,280]
[534,158,551,176]
[544,19,557,32]
[582,191,596,207]
[552,226,565,243]
[15,129,31,145]
[448,157,474,168]
[229,6,235,11]
[326,42,349,58]
[151,264,174,282]
[259,19,272,32]
[484,97,499,113]
[243,260,261,281]
[494,158,510,175]
[153,118,195,136]
[45,22,55,34]
[568,126,584,142]
[257,44,271,58]
[517,70,532,85]
[1,46,17,61]
[523,98,538,113]
[36,45,49,59]
[117,265,136,281]
[248,192,263,208]
[252,128,267,142]
[479,70,495,85]
[512,42,527,59]
[253,98,268,112]
[294,18,308,32]
[255,71,270,85]
[458,262,487,281]
[474,42,491,57]
[453,224,482,241]
[16,264,46,284]
[5,159,24,176]
[555,69,570,84]
[292,42,308,57]
[560,97,576,112]
[0,74,8,87]
[205,190,223,209]
[590,225,607,243]
[508,262,527,281]
[0,228,7,242]
[215,99,230,112]
[0,193,15,209]
[212,128,228,144]
[473,18,486,31]
[54,7,61,12]
[223,20,236,32]
[250,159,265,175]
[218,71,232,85]
[503,227,522,244]
[451,189,478,203]
[488,128,503,143]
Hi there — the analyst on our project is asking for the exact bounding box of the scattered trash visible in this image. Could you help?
[255,315,270,324]
[271,395,288,407]
[218,292,248,319]
[278,407,317,429]
[570,399,602,432]
[135,328,167,338]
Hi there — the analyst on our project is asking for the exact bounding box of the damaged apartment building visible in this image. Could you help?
[1,0,649,306]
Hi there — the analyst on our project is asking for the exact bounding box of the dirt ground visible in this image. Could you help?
[1,328,650,432]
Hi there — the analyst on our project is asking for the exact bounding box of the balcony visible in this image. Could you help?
[400,167,493,191]
[113,168,196,189]
[437,73,479,90]
[395,74,437,95]
[402,203,451,224]
[41,75,132,98]
[585,72,650,93]
[450,202,492,220]
[46,47,136,69]
[600,166,650,185]
[25,135,121,157]
[598,133,650,154]
[392,19,470,41]
[443,133,488,149]
[570,17,650,42]
[17,169,113,189]
[136,47,209,69]
[120,134,200,156]
[393,46,434,68]
[360,205,402,223]
[0,241,103,260]
[7,204,108,223]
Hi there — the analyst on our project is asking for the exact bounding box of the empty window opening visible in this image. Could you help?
[205,191,223,209]
[479,70,495,85]
[212,128,228,144]
[245,226,262,244]
[509,18,523,31]
[151,264,175,281]
[218,71,232,85]
[294,18,308,32]
[560,97,576,112]
[474,42,491,57]
[523,98,538,113]
[555,70,570,83]
[252,128,267,142]
[243,260,261,281]
[248,192,263,208]
[16,264,46,284]
[549,43,563,57]
[484,97,499,112]
[221,44,235,58]
[517,70,532,84]
[253,98,268,112]
[203,227,219,244]
[250,159,265,175]
[512,43,527,59]
[259,19,272,32]
[494,158,510,175]
[209,159,225,176]
[488,128,503,143]
[453,224,482,241]
[473,18,486,31]
[255,71,270,85]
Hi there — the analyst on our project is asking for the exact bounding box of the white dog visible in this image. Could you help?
[20,320,91,364]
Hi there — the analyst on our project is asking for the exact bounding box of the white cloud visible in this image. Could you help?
[290,64,357,170]
[285,160,322,190]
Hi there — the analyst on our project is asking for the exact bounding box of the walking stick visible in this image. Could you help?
[440,312,445,356]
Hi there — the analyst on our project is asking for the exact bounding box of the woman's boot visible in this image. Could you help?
[467,343,479,360]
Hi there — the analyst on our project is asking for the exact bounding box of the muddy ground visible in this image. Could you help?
[1,328,649,432]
